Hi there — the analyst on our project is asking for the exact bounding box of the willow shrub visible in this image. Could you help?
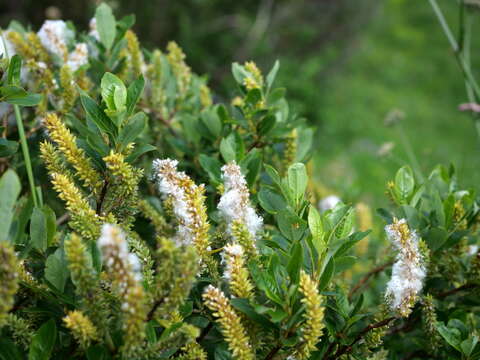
[0,4,479,360]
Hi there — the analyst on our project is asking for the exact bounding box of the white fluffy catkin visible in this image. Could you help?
[384,218,425,317]
[218,161,263,239]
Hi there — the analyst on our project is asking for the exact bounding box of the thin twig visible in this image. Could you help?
[96,179,109,215]
[389,314,420,335]
[56,213,70,226]
[324,317,396,360]
[348,260,394,299]
[264,344,282,360]
[437,283,477,299]
[146,299,165,321]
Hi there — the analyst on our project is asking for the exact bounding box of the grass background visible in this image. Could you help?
[289,0,480,209]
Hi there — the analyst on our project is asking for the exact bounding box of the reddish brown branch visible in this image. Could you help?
[324,317,396,360]
[437,283,477,299]
[349,260,394,299]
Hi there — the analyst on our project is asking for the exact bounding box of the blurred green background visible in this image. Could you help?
[2,0,479,209]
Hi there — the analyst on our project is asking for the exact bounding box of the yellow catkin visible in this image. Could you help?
[125,30,143,78]
[244,61,263,88]
[294,271,325,359]
[453,201,468,230]
[243,76,259,91]
[151,237,199,320]
[25,32,50,63]
[283,129,298,174]
[231,220,258,260]
[103,151,141,194]
[203,285,254,360]
[223,244,254,299]
[167,41,191,98]
[76,69,92,91]
[7,31,34,58]
[199,84,212,108]
[64,234,98,299]
[149,49,166,116]
[40,141,71,177]
[4,314,33,348]
[179,342,207,360]
[50,172,101,240]
[152,159,212,263]
[59,65,77,113]
[63,310,98,349]
[138,200,169,236]
[0,243,19,326]
[43,112,102,194]
[98,225,147,355]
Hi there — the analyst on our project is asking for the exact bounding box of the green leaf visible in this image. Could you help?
[7,55,22,85]
[125,143,156,163]
[267,87,286,105]
[200,107,222,139]
[394,165,415,204]
[145,322,157,343]
[0,339,22,360]
[45,248,69,292]
[326,204,352,241]
[220,133,244,163]
[231,62,249,85]
[245,88,262,106]
[199,154,222,184]
[86,134,109,158]
[1,85,41,106]
[30,207,47,251]
[0,138,19,157]
[14,194,34,244]
[308,205,325,255]
[0,170,21,243]
[318,257,335,291]
[295,127,314,162]
[258,188,287,214]
[101,72,127,112]
[118,111,147,148]
[29,319,57,360]
[437,323,462,352]
[334,256,356,273]
[287,163,307,206]
[287,241,303,284]
[335,207,355,239]
[86,345,111,360]
[266,60,280,91]
[240,149,262,186]
[265,164,282,188]
[276,210,307,242]
[0,85,25,99]
[220,135,235,163]
[80,92,117,136]
[7,93,42,106]
[257,114,276,136]
[95,3,116,51]
[116,14,136,39]
[230,298,277,331]
[461,336,479,357]
[126,76,145,115]
[43,206,56,246]
[333,230,371,258]
[89,241,102,274]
